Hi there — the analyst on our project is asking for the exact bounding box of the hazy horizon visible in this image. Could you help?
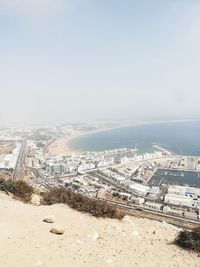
[1,1,200,125]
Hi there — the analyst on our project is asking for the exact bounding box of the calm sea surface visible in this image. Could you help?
[153,169,200,187]
[68,121,200,156]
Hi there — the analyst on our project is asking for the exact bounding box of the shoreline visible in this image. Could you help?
[46,119,200,156]
[46,123,136,156]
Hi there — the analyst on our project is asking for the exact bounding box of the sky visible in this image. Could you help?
[0,0,200,125]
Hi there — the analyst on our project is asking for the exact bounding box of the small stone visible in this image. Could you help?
[43,216,56,223]
[31,194,42,206]
[50,226,65,235]
[34,261,44,267]
[132,231,140,237]
[87,232,100,241]
[92,233,100,241]
[106,259,113,263]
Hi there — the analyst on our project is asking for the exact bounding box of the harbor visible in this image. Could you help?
[149,169,200,187]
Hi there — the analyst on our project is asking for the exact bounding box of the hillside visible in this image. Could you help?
[0,192,199,267]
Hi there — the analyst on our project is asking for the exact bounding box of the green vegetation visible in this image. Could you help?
[0,179,34,202]
[175,226,200,253]
[42,187,125,220]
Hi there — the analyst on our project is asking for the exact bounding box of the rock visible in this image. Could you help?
[75,239,84,245]
[50,226,65,235]
[31,194,42,206]
[87,232,100,241]
[43,216,56,224]
[132,231,140,237]
[106,259,113,264]
[34,261,44,267]
[92,233,100,241]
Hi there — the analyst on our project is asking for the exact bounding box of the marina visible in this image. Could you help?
[150,169,200,187]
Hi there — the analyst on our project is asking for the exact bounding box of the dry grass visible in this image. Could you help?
[175,226,200,253]
[42,187,125,220]
[0,179,125,219]
[0,179,34,202]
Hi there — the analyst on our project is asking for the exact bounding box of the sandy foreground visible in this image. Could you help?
[0,193,199,267]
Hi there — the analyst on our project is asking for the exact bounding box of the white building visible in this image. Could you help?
[132,197,145,205]
[129,183,149,196]
[165,194,200,209]
[0,142,21,170]
[148,186,160,197]
[144,201,162,211]
[168,185,199,198]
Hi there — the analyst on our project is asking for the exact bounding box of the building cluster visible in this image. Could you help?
[111,184,200,220]
[60,174,109,197]
[0,129,22,141]
[1,124,200,223]
[90,162,200,220]
[32,148,142,175]
[32,149,164,177]
[0,143,21,170]
[165,185,200,209]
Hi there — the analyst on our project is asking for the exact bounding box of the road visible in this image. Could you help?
[12,139,26,181]
[100,199,200,229]
[90,170,142,197]
[90,170,165,202]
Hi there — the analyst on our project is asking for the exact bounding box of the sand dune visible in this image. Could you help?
[0,192,199,267]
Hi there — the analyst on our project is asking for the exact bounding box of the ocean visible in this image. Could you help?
[68,120,200,156]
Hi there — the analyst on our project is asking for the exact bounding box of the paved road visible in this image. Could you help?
[101,198,200,229]
[90,170,153,199]
[12,140,26,181]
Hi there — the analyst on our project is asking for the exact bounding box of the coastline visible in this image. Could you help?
[46,119,200,156]
[46,124,136,156]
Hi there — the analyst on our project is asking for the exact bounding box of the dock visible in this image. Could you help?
[153,145,175,155]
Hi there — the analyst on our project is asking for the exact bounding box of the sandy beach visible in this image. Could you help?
[45,126,130,156]
[45,120,194,157]
[0,192,199,267]
[46,134,78,156]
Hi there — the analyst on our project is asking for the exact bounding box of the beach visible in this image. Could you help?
[46,125,134,156]
[45,120,200,157]
[64,120,200,156]
[46,134,79,156]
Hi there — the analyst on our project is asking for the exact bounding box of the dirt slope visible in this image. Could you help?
[0,193,199,267]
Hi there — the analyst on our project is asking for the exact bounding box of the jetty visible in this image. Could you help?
[153,144,175,155]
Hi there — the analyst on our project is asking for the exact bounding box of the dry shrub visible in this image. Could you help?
[0,179,34,202]
[175,226,200,253]
[42,187,125,220]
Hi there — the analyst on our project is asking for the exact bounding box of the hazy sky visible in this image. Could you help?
[0,1,200,125]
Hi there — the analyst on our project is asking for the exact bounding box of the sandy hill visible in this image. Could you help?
[0,192,199,267]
